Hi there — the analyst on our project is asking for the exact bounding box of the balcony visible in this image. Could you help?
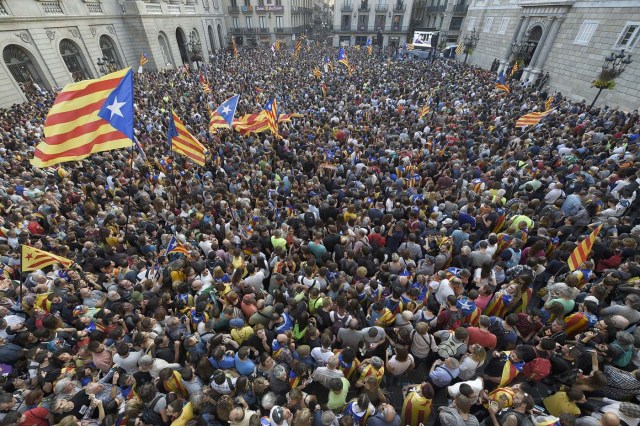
[429,4,446,12]
[453,3,468,13]
[393,3,406,11]
[341,3,353,11]
[228,5,240,13]
[375,3,388,11]
[241,5,253,13]
[357,24,371,31]
[335,25,352,32]
[275,27,293,34]
[388,25,409,32]
[358,4,370,11]
[258,27,270,33]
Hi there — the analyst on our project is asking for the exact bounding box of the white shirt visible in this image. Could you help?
[311,346,333,366]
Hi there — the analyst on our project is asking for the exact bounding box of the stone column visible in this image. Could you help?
[498,16,526,74]
[527,16,563,84]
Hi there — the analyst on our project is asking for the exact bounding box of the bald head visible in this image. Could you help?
[601,413,620,426]
[383,404,397,422]
[327,355,339,369]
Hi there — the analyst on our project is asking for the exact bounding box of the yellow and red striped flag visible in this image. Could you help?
[510,62,519,77]
[455,42,464,55]
[495,83,511,93]
[139,52,149,67]
[31,68,134,168]
[313,67,322,79]
[321,83,327,97]
[568,224,603,271]
[545,95,554,110]
[264,98,281,139]
[22,245,73,272]
[168,110,206,166]
[418,104,430,118]
[515,109,554,128]
[232,37,239,58]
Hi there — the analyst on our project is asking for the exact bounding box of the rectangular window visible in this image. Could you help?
[259,16,267,28]
[615,23,640,49]
[574,20,598,46]
[466,16,476,31]
[246,16,253,28]
[497,17,509,35]
[244,0,250,6]
[358,14,368,30]
[232,17,239,28]
[483,16,493,33]
[374,14,386,30]
[449,16,463,31]
[275,15,283,28]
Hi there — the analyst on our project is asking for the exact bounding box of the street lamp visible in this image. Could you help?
[462,29,479,64]
[590,49,632,108]
[185,33,203,68]
[96,56,115,75]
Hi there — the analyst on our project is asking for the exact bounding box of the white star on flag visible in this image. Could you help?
[106,96,126,118]
[221,105,231,115]
[458,300,473,311]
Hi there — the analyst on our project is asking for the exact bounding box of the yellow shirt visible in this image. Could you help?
[231,326,254,344]
[271,236,287,251]
[543,391,581,417]
[171,402,194,426]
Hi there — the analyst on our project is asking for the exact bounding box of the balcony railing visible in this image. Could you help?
[389,25,409,32]
[228,6,240,13]
[146,3,162,13]
[258,27,269,33]
[166,4,180,13]
[393,3,405,11]
[275,27,294,34]
[41,1,64,15]
[184,4,196,13]
[358,4,370,11]
[430,4,446,12]
[341,4,353,11]
[241,5,253,13]
[453,3,468,13]
[375,3,388,11]
[86,2,103,14]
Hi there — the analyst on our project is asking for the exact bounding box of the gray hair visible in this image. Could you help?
[261,392,277,410]
[617,331,635,346]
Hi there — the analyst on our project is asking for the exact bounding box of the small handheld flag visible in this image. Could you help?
[321,83,327,97]
[313,68,322,79]
[165,235,191,257]
[338,48,351,75]
[138,52,148,73]
[22,245,73,272]
[545,96,554,110]
[510,62,519,77]
[455,42,463,55]
[419,104,430,118]
[366,38,373,55]
[568,224,603,271]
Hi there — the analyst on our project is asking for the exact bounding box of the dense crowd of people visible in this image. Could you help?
[0,43,638,426]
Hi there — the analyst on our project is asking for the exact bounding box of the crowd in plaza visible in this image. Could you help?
[0,43,638,426]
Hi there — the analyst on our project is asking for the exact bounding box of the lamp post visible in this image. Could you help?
[96,56,116,75]
[590,49,632,108]
[462,29,479,64]
[185,33,203,69]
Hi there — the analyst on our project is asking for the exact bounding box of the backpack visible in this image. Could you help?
[331,311,348,336]
[141,395,165,426]
[501,410,534,426]
[521,349,551,382]
[304,212,316,228]
[488,320,511,350]
[611,342,634,368]
[437,333,463,358]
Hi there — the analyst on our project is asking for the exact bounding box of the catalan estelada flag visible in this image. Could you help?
[568,224,603,271]
[31,68,134,168]
[168,110,206,166]
[209,94,239,131]
[313,68,322,79]
[564,311,598,338]
[366,38,373,55]
[233,112,270,135]
[338,47,351,75]
[515,109,554,128]
[498,352,523,388]
[294,34,306,58]
[495,83,510,93]
[264,97,281,139]
[165,235,190,257]
[22,245,73,272]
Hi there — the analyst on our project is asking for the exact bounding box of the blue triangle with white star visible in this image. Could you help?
[216,94,240,128]
[97,69,134,141]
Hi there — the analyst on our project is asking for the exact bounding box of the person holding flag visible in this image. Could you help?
[209,94,240,132]
[338,47,351,75]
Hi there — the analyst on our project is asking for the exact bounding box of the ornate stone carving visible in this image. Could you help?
[90,27,97,37]
[70,28,80,38]
[107,25,116,35]
[15,32,31,44]
[46,30,56,41]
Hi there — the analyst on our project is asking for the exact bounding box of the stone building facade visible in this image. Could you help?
[460,0,640,110]
[0,0,226,108]
[221,0,315,47]
[332,0,416,48]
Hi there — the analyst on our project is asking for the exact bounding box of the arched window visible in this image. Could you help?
[99,35,123,69]
[3,44,48,94]
[208,25,216,52]
[158,32,175,67]
[217,24,224,50]
[59,39,91,81]
[176,27,189,64]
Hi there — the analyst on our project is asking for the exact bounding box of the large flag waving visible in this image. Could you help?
[168,111,206,166]
[209,94,240,131]
[567,224,603,271]
[31,68,134,168]
[515,109,554,128]
[165,235,190,257]
[495,70,510,93]
[22,245,73,272]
